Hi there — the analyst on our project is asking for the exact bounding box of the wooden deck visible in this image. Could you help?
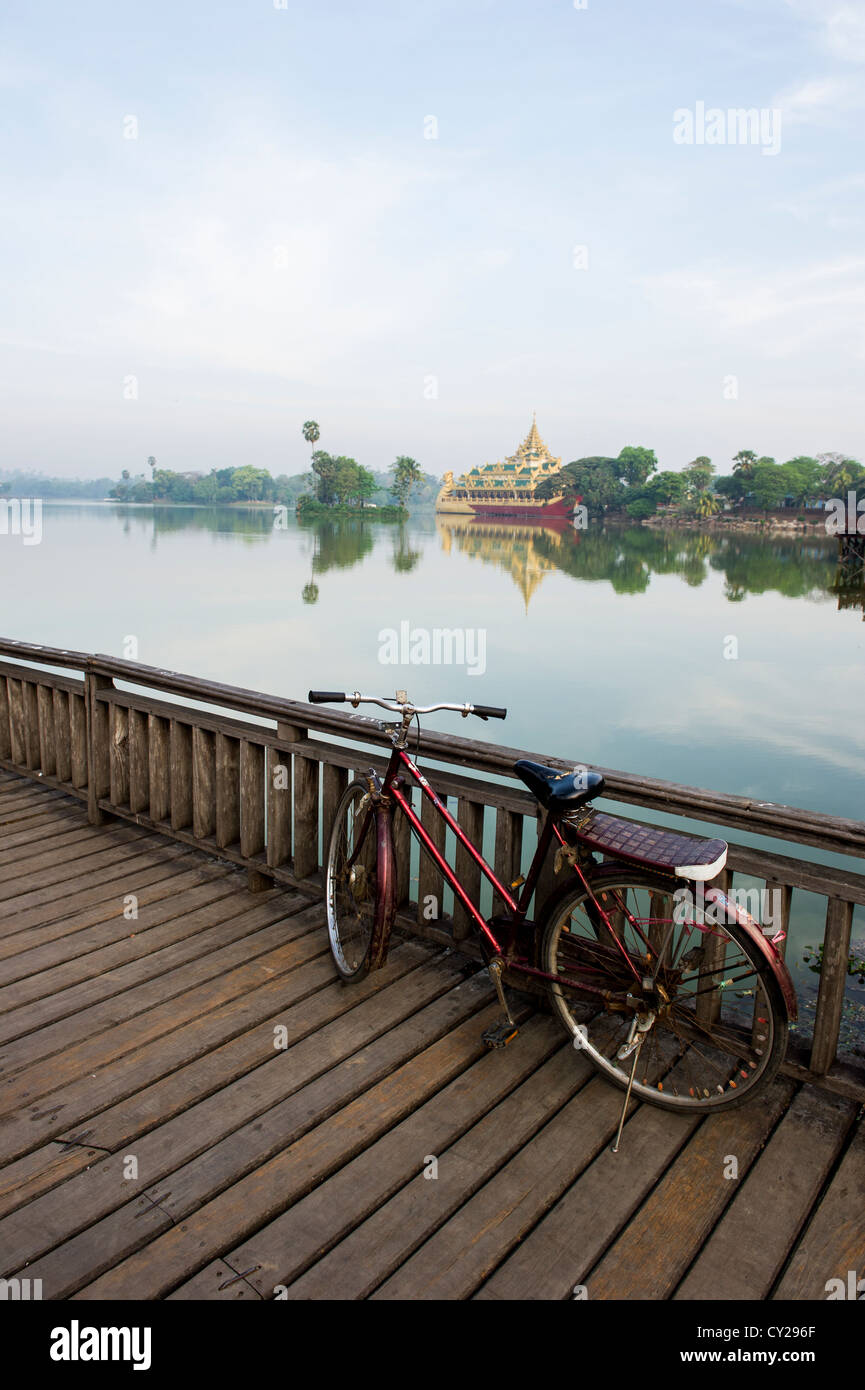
[1,768,862,1302]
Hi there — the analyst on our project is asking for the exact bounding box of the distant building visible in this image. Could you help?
[435,415,578,521]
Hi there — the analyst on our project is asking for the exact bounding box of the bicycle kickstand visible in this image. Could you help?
[610,1012,654,1154]
[482,958,520,1049]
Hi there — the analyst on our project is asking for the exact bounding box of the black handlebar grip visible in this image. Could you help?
[473,705,507,720]
[308,690,346,703]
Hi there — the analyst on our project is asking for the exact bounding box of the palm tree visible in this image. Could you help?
[695,490,721,519]
[391,455,423,509]
[147,456,156,475]
[302,421,320,466]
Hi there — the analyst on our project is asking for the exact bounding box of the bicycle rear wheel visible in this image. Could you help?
[326,780,378,980]
[541,868,788,1113]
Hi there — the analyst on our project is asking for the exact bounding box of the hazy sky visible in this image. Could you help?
[2,0,864,481]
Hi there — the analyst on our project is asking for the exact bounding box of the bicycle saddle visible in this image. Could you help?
[514,759,605,812]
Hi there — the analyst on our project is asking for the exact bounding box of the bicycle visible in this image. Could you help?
[310,689,797,1149]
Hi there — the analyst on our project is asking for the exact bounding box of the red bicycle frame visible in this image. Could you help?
[358,740,645,998]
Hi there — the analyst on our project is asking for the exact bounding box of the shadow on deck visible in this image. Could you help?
[0,770,862,1301]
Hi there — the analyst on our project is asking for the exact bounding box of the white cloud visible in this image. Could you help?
[640,257,865,357]
[784,0,865,62]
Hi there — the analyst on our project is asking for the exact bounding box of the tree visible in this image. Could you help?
[780,456,821,505]
[147,456,156,476]
[311,450,339,505]
[231,465,272,501]
[302,421,320,467]
[748,458,787,510]
[646,471,687,505]
[390,456,423,508]
[616,446,657,488]
[732,449,757,477]
[694,490,721,519]
[819,453,865,496]
[682,457,715,496]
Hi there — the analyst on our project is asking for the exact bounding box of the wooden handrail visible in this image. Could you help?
[0,637,861,859]
[1,635,863,1090]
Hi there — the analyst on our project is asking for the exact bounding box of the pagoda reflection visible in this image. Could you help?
[436,513,578,610]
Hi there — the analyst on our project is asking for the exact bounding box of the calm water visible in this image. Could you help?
[3,502,863,1050]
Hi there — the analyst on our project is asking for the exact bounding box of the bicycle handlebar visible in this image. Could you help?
[307,690,507,720]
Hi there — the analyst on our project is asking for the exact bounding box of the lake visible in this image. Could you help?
[2,502,863,1053]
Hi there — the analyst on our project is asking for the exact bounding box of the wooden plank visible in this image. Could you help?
[239,739,265,859]
[417,786,447,927]
[170,721,193,831]
[319,761,346,872]
[22,680,40,769]
[192,727,216,840]
[293,754,318,879]
[127,708,149,814]
[0,678,11,761]
[772,1112,865,1298]
[69,692,87,789]
[147,714,170,821]
[0,923,329,1133]
[373,1059,651,1301]
[493,807,523,917]
[0,951,472,1278]
[582,1077,794,1301]
[810,897,854,1074]
[216,733,240,849]
[0,832,179,906]
[453,798,483,941]
[532,811,557,918]
[7,679,25,766]
[394,786,412,908]
[265,742,291,868]
[0,892,309,1045]
[0,842,198,942]
[1,872,238,986]
[108,703,129,808]
[66,939,429,1154]
[69,979,500,1299]
[87,677,111,825]
[0,927,335,1169]
[674,1086,856,1299]
[475,1056,702,1301]
[243,1027,578,1301]
[37,684,57,777]
[52,688,71,783]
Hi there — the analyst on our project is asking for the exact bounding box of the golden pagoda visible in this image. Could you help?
[435,415,574,521]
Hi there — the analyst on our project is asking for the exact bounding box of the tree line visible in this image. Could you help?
[535,447,865,519]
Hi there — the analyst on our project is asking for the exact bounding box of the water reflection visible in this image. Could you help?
[101,503,850,610]
[436,516,842,606]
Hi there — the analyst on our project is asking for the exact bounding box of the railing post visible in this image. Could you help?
[810,897,854,1075]
[85,670,113,825]
[0,676,10,762]
[453,798,483,940]
[266,722,296,872]
[493,807,523,917]
[417,787,447,929]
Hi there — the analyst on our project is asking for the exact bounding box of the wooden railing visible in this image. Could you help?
[1,637,863,1095]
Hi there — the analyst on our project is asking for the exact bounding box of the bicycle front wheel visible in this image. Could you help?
[326,779,378,980]
[541,869,788,1113]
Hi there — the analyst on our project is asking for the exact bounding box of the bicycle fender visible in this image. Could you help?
[368,799,396,971]
[704,887,798,1022]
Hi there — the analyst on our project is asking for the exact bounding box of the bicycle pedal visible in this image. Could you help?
[482,1020,520,1049]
